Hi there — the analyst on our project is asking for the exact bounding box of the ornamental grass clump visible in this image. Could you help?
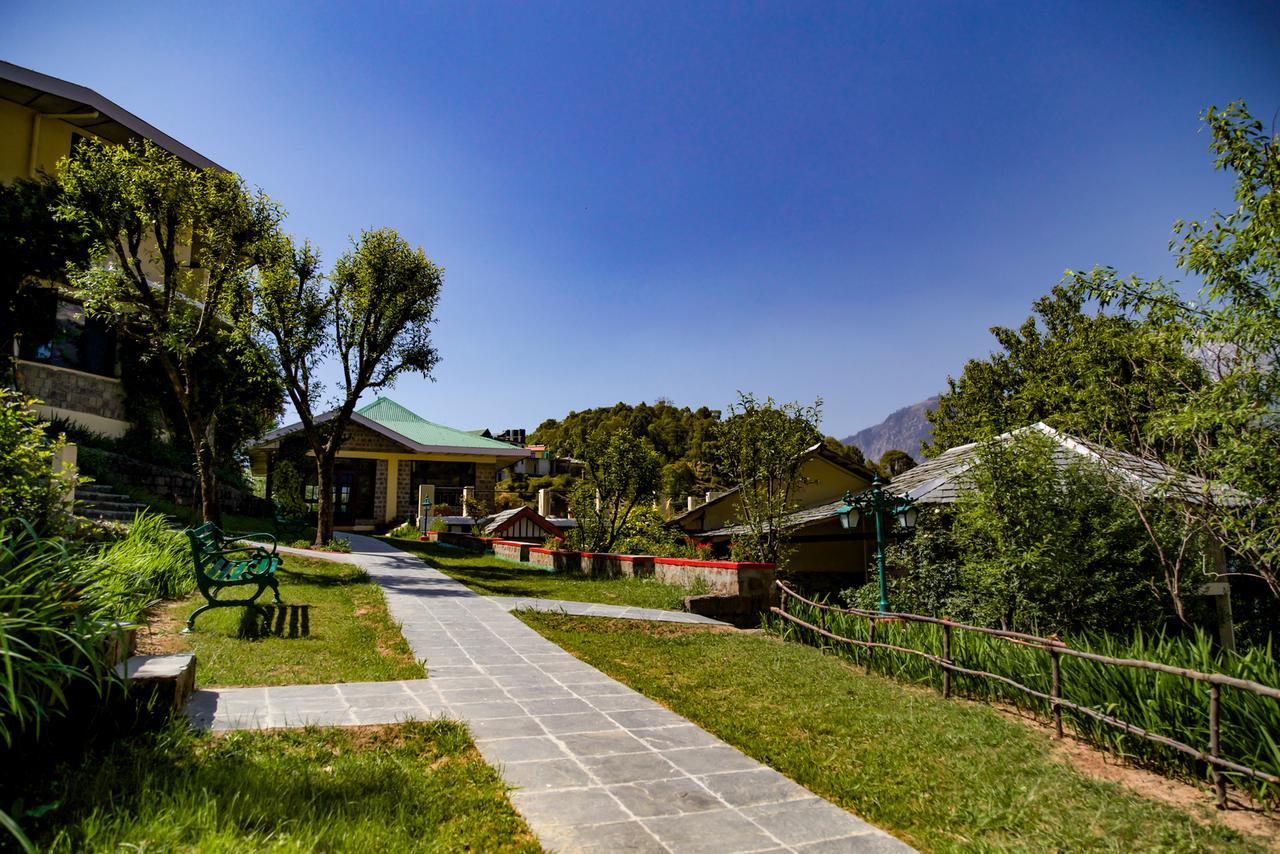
[82,512,193,623]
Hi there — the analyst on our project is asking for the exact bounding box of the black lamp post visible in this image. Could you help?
[835,474,918,613]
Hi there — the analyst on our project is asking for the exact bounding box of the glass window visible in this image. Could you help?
[19,292,117,377]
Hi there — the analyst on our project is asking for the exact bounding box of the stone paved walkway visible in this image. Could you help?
[490,596,731,626]
[187,535,912,853]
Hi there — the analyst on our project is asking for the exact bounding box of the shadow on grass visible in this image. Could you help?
[237,604,313,639]
[276,565,371,588]
[21,720,536,851]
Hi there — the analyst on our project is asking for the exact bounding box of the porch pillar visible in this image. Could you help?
[386,457,400,522]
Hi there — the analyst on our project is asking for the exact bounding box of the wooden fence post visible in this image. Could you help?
[941,623,952,699]
[866,617,875,673]
[1210,683,1226,809]
[1049,645,1063,739]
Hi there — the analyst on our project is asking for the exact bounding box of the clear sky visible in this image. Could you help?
[4,1,1277,437]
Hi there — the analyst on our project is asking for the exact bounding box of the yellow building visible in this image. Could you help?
[2,60,221,437]
[248,398,531,531]
[671,443,878,578]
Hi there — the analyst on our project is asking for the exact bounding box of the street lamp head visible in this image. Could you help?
[896,506,919,530]
[835,491,860,530]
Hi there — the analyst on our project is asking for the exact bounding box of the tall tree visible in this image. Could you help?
[925,285,1206,456]
[254,228,443,543]
[1075,101,1280,601]
[713,393,822,564]
[56,140,280,522]
[567,430,661,552]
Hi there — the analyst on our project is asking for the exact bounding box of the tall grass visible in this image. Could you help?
[81,512,192,622]
[768,597,1280,804]
[0,520,118,749]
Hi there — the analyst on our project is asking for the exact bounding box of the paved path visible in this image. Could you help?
[187,535,911,853]
[490,596,731,626]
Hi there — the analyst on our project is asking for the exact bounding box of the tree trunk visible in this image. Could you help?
[194,439,221,524]
[315,454,335,545]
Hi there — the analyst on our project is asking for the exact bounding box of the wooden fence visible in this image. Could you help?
[771,580,1280,809]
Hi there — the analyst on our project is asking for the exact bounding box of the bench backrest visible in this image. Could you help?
[186,523,227,573]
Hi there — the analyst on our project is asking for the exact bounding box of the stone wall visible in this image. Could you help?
[475,462,497,505]
[84,448,272,516]
[582,553,655,579]
[653,557,776,598]
[528,547,582,574]
[17,360,127,422]
[493,540,530,562]
[396,460,412,517]
[373,459,388,521]
[342,423,406,453]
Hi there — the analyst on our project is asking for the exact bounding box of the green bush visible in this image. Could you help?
[769,600,1280,804]
[0,390,74,537]
[428,517,448,533]
[0,519,118,749]
[386,521,418,539]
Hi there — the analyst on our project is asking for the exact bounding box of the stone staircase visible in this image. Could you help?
[77,483,149,522]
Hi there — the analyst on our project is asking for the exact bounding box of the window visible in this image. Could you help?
[18,292,118,377]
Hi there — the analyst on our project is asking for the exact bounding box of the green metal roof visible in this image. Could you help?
[356,397,522,452]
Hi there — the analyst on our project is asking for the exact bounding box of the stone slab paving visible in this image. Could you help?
[490,596,732,626]
[187,535,912,853]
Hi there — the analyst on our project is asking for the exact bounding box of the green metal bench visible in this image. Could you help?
[183,522,284,632]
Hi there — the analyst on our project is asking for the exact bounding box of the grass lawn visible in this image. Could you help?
[143,553,423,686]
[19,721,540,852]
[383,537,696,610]
[521,613,1266,853]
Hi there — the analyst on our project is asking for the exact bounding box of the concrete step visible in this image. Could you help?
[80,497,146,510]
[79,508,145,522]
[117,654,197,712]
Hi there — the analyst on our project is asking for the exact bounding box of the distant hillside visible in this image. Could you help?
[842,395,940,462]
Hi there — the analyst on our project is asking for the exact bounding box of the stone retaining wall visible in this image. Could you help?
[84,448,271,516]
[493,540,530,562]
[653,557,776,598]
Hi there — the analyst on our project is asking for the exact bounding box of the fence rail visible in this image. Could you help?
[771,580,1280,808]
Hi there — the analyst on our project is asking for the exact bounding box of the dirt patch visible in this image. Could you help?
[991,704,1280,847]
[135,602,191,656]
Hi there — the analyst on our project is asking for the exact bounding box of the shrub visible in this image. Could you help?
[1,390,74,537]
[386,520,418,539]
[0,519,118,749]
[428,517,448,533]
[314,539,352,553]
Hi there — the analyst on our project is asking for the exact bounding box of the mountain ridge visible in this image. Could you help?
[841,395,940,463]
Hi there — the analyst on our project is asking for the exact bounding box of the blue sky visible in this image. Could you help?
[4,1,1278,439]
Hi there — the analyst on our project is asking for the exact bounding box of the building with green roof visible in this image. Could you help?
[249,397,529,530]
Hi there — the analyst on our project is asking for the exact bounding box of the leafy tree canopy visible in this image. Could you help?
[1073,101,1280,601]
[532,401,723,496]
[925,285,1206,457]
[55,139,282,522]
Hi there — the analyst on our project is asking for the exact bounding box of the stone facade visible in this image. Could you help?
[397,460,412,516]
[372,459,388,522]
[474,461,497,505]
[17,360,127,422]
[341,423,406,453]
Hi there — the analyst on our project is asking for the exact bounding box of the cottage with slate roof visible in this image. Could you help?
[248,398,530,531]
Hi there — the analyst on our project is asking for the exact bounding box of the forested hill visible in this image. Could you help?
[531,401,722,466]
[842,395,939,462]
